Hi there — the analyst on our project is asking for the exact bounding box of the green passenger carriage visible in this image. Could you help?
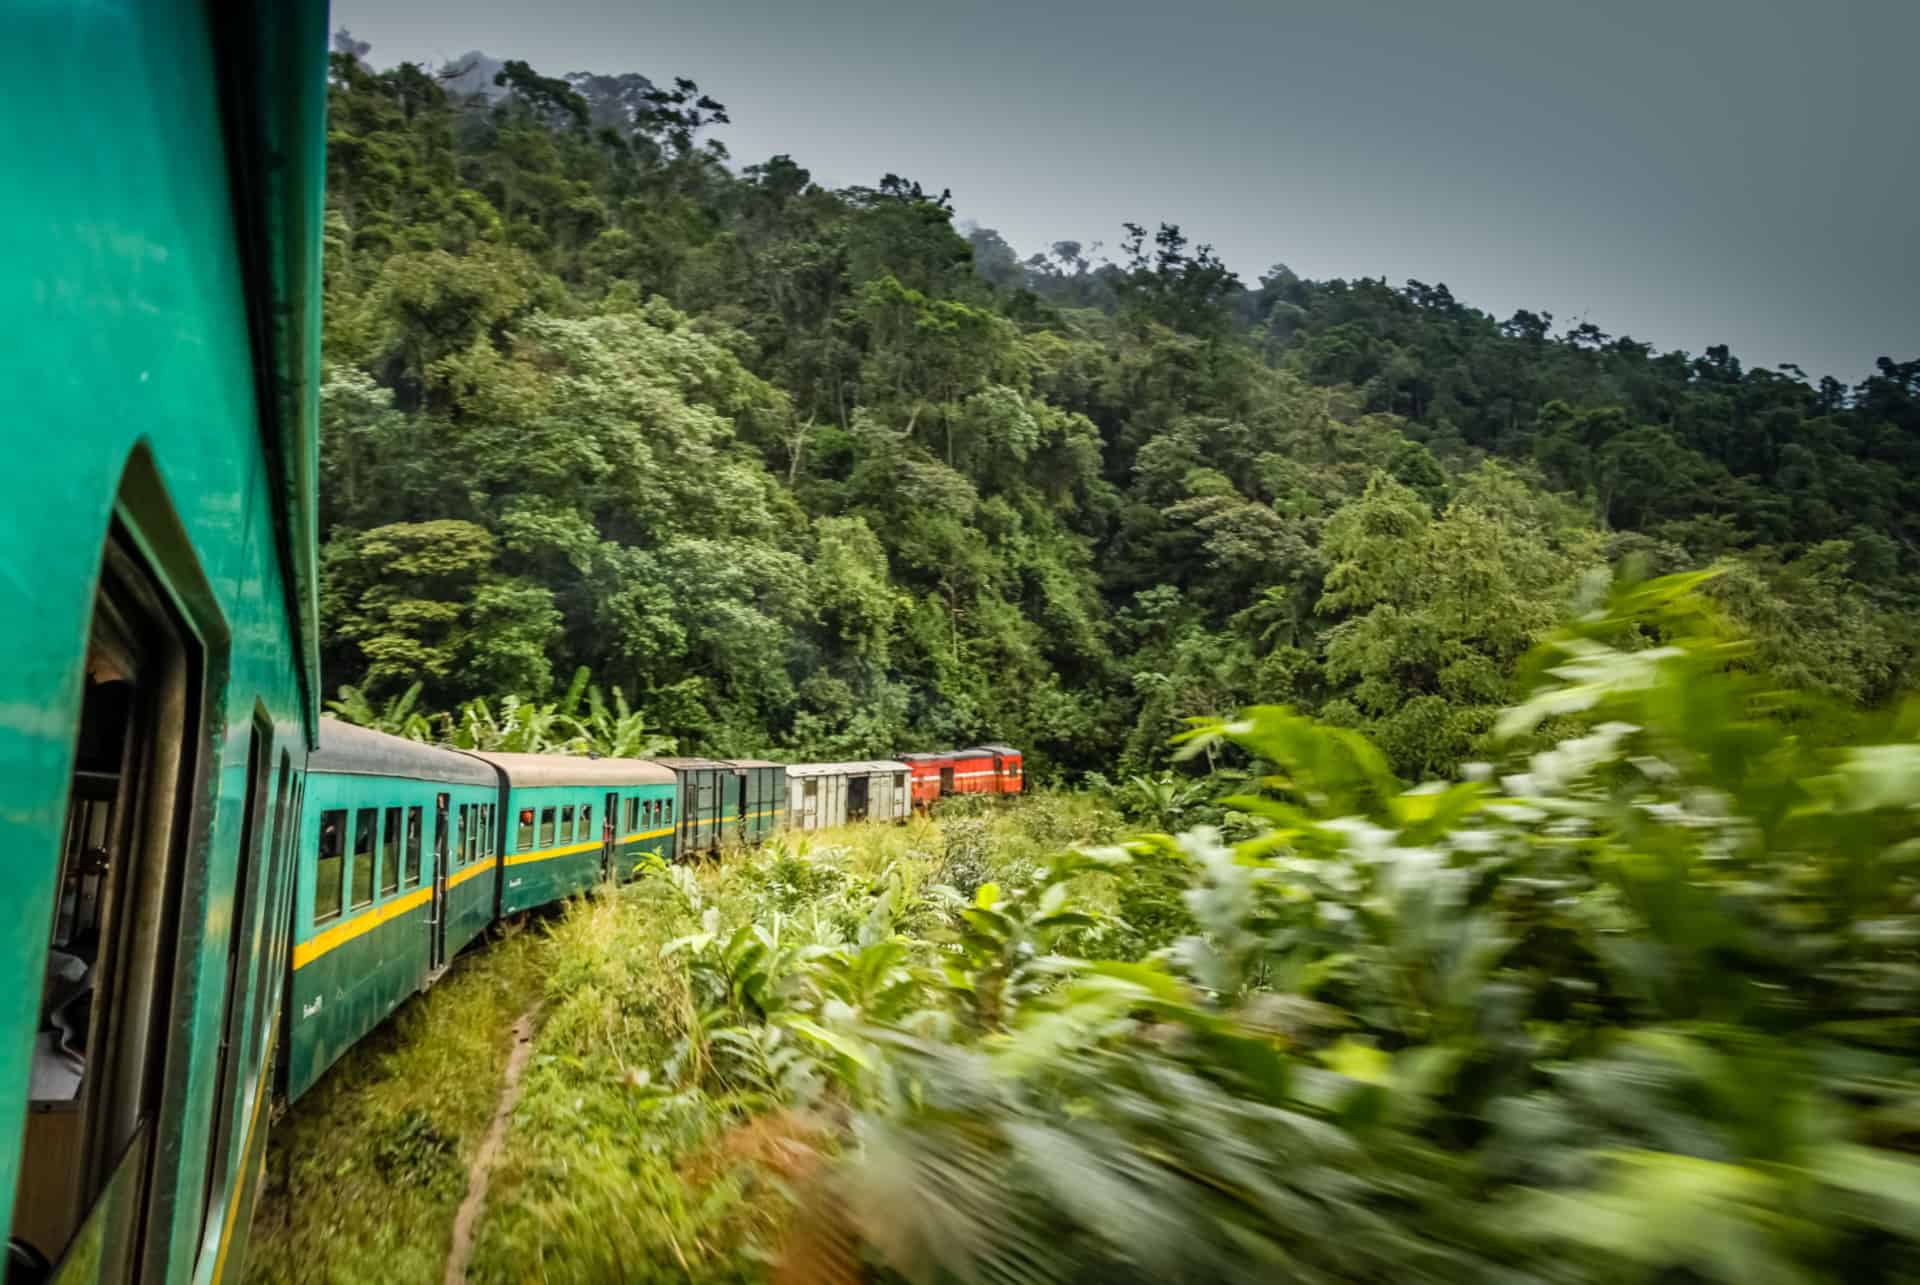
[0,1,330,1280]
[285,721,501,1102]
[474,755,677,915]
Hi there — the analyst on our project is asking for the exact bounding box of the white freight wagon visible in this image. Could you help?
[786,760,913,830]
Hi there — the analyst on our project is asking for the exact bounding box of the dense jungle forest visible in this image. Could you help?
[317,34,1920,779]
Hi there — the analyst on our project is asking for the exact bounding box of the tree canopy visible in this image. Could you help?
[318,34,1920,777]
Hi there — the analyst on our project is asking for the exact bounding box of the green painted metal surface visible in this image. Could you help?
[0,1,328,1279]
[499,784,674,915]
[286,773,497,1103]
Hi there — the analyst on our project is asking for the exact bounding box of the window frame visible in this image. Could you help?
[540,806,556,847]
[314,808,347,925]
[380,806,401,898]
[404,805,423,888]
[349,808,376,911]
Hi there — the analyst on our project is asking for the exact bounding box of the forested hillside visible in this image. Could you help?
[318,35,1920,776]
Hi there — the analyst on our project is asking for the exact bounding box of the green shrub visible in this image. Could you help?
[778,574,1920,1284]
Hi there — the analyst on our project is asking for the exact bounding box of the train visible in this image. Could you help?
[0,6,1024,1281]
[283,730,1023,1103]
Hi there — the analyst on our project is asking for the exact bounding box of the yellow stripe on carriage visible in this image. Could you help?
[210,1021,277,1284]
[503,837,603,867]
[503,822,676,867]
[448,856,496,889]
[291,884,434,970]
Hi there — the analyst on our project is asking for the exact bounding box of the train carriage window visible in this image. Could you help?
[581,805,591,839]
[381,808,401,898]
[478,804,490,859]
[350,810,376,909]
[11,527,212,1273]
[315,810,346,924]
[517,808,534,851]
[468,806,479,863]
[404,807,423,888]
[560,804,575,842]
[456,806,469,867]
[623,797,635,831]
[665,799,674,822]
[540,807,556,846]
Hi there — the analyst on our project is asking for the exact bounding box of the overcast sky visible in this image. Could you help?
[333,0,1916,382]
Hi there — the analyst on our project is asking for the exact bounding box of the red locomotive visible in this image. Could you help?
[898,744,1024,810]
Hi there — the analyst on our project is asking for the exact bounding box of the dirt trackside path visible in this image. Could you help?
[444,1006,540,1285]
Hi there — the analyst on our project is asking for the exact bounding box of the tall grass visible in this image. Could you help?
[247,793,1116,1283]
[248,926,546,1284]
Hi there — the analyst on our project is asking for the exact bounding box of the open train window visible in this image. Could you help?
[380,808,401,898]
[539,808,556,846]
[404,808,422,887]
[580,806,591,840]
[349,811,375,910]
[517,809,534,851]
[314,811,345,924]
[560,805,575,842]
[10,527,205,1277]
[467,807,479,864]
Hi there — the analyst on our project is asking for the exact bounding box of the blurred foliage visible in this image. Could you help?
[754,575,1920,1283]
[442,576,1919,1284]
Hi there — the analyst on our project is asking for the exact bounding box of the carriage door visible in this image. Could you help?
[683,777,701,854]
[939,764,955,797]
[601,792,618,881]
[430,795,450,970]
[847,775,870,822]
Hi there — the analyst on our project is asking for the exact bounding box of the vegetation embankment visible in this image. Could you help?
[249,927,546,1283]
[261,576,1920,1284]
[247,798,1122,1283]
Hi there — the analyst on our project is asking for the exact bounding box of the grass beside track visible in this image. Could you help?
[248,795,1121,1284]
[247,927,547,1284]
